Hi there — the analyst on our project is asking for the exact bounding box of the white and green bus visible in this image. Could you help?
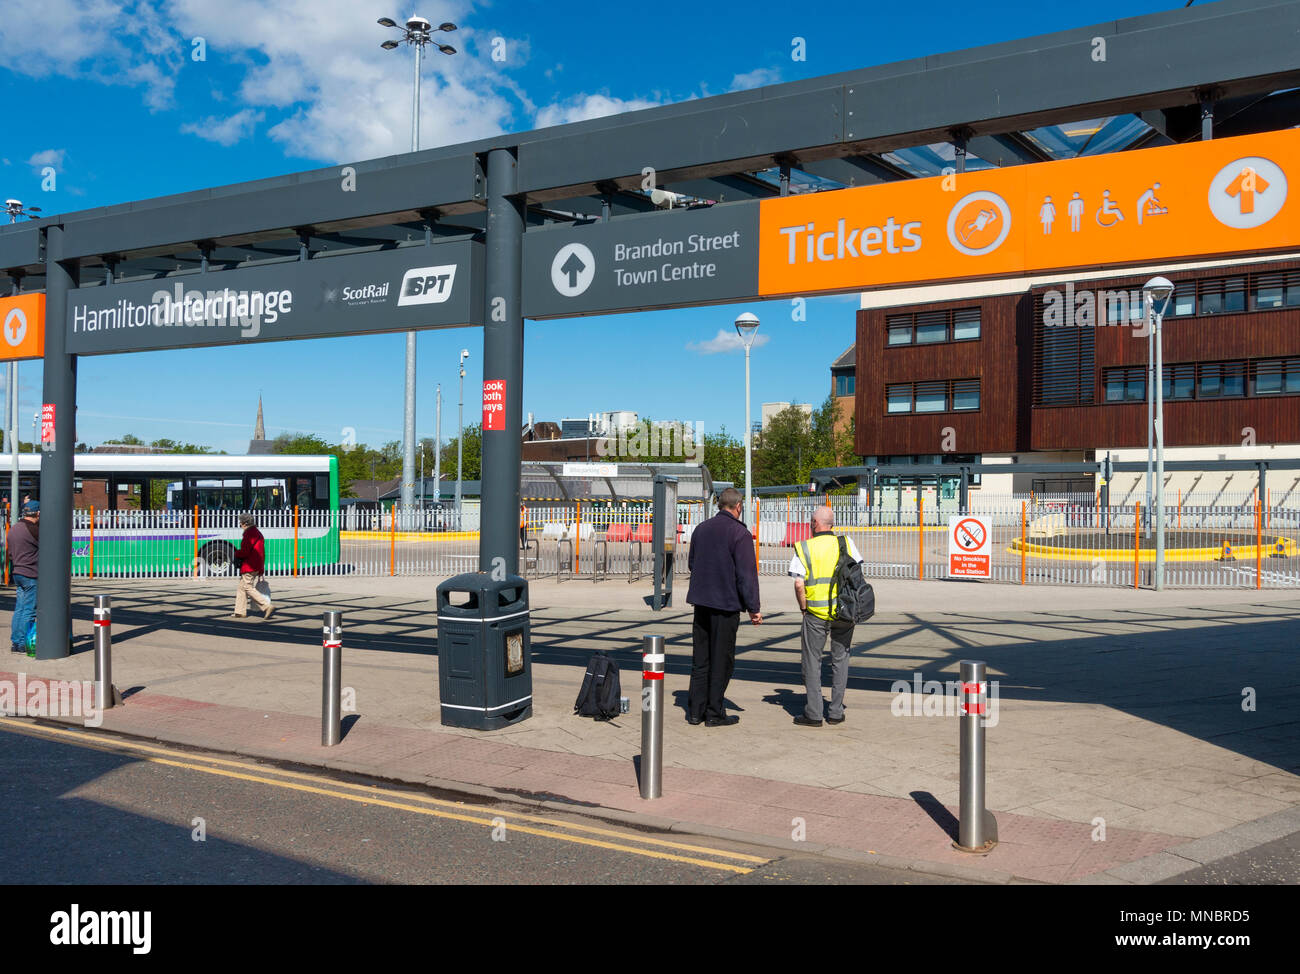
[0,454,340,577]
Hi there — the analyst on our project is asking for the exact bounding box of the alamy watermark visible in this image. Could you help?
[890,672,999,727]
[1042,282,1160,336]
[595,420,702,462]
[1,673,103,727]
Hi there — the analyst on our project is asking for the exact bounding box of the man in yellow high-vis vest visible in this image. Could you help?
[789,505,862,727]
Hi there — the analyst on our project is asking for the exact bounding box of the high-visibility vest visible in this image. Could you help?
[519,506,528,528]
[796,533,842,621]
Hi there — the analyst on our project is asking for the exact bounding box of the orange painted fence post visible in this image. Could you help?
[89,506,95,579]
[1133,502,1141,589]
[1020,501,1026,585]
[389,507,396,577]
[293,504,299,577]
[1178,489,1182,531]
[194,505,199,575]
[917,495,924,580]
[1256,498,1262,590]
[575,500,582,575]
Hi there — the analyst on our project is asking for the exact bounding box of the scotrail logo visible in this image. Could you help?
[397,264,457,306]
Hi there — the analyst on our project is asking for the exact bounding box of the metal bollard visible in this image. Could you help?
[92,595,122,710]
[640,634,665,800]
[321,610,343,747]
[953,659,998,853]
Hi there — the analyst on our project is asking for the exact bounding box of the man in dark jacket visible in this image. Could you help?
[230,513,273,620]
[685,487,761,726]
[9,501,38,653]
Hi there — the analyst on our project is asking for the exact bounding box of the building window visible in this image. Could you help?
[1197,361,1245,399]
[1103,367,1145,402]
[883,379,980,414]
[834,374,856,397]
[1162,363,1195,401]
[1171,281,1196,316]
[884,307,981,346]
[886,385,912,413]
[886,315,913,345]
[1252,358,1300,395]
[1254,274,1285,310]
[951,379,980,411]
[952,308,981,341]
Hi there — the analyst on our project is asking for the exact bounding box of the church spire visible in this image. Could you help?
[254,396,265,440]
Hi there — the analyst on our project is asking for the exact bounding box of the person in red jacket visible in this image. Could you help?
[230,513,273,620]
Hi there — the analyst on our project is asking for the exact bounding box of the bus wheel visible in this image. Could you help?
[201,542,238,577]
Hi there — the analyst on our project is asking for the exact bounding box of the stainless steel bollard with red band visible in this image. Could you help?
[322,610,343,747]
[954,659,998,853]
[640,634,665,799]
[92,595,123,710]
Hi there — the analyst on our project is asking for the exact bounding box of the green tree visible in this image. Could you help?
[702,427,744,486]
[439,425,481,481]
[271,432,332,455]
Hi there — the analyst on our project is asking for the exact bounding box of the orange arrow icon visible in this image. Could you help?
[1226,166,1270,214]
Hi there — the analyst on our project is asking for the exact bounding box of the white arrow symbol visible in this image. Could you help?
[4,307,27,347]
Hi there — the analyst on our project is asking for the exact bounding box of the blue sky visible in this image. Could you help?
[0,0,1180,453]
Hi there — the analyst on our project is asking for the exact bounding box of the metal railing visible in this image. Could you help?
[43,494,1299,589]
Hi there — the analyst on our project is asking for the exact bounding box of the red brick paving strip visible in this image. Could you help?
[3,672,1181,883]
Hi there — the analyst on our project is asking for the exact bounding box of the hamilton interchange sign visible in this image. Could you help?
[522,127,1296,319]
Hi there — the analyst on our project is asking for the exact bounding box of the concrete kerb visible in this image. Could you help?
[28,709,1015,883]
[1089,805,1300,885]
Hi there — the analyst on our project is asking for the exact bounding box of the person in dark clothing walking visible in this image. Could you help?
[9,501,39,653]
[685,487,761,726]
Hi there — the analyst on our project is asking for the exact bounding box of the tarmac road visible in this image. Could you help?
[0,721,974,886]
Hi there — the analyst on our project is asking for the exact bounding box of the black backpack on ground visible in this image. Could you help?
[833,535,876,623]
[574,651,622,720]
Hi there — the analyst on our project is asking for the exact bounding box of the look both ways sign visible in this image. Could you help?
[948,516,992,579]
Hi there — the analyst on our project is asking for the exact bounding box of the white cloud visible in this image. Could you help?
[687,329,772,355]
[167,0,515,162]
[180,109,264,146]
[0,0,184,109]
[534,92,661,129]
[729,68,781,91]
[27,149,67,171]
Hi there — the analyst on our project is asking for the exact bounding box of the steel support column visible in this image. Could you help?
[480,147,525,576]
[36,225,78,660]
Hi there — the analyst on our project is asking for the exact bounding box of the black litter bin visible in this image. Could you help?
[435,573,533,729]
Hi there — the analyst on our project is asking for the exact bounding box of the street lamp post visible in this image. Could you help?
[1143,276,1174,590]
[378,15,457,528]
[455,348,468,516]
[434,383,441,502]
[734,313,761,527]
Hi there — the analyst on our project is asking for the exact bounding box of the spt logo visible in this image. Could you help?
[397,264,457,306]
[946,190,1012,256]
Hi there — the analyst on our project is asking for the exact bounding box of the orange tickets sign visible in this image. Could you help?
[758,128,1298,297]
[0,293,45,361]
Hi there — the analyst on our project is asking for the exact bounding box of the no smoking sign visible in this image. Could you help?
[948,515,992,579]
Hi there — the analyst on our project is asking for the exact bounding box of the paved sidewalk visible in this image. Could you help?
[3,575,1298,883]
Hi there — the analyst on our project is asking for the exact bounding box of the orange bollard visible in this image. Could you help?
[1133,502,1141,589]
[1020,501,1026,585]
[293,504,299,577]
[918,495,924,580]
[1256,499,1262,590]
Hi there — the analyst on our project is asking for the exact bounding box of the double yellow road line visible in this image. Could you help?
[0,717,767,875]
